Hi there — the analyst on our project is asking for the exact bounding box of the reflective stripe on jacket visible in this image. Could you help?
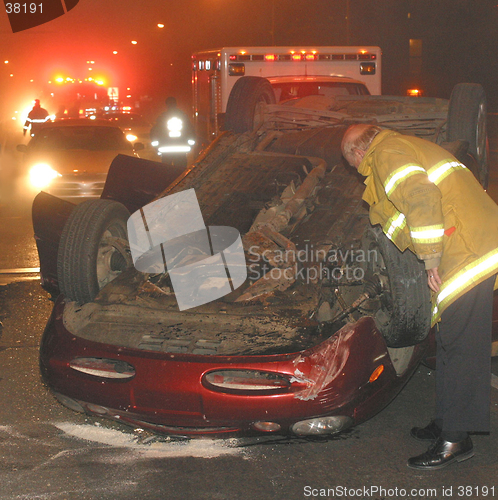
[23,108,50,130]
[358,130,498,326]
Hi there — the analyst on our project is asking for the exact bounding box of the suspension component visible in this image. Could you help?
[327,292,370,324]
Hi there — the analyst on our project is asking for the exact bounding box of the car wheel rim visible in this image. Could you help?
[253,96,269,130]
[96,223,131,289]
[366,240,393,320]
[476,100,487,164]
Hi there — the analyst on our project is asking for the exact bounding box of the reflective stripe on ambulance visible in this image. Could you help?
[432,247,498,325]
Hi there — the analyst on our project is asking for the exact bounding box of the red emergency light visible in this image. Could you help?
[358,53,377,60]
[221,51,376,65]
[407,88,423,97]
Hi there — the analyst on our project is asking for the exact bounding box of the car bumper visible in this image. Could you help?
[40,297,426,437]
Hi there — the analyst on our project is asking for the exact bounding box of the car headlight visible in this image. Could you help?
[291,416,353,436]
[126,134,138,142]
[29,163,61,189]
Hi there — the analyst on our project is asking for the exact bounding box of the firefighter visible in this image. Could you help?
[341,124,498,470]
[150,97,195,168]
[23,99,50,137]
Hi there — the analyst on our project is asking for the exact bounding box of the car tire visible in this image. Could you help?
[58,199,132,304]
[224,76,276,133]
[446,83,489,189]
[362,225,431,348]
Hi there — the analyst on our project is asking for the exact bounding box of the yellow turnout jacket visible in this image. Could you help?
[358,130,498,326]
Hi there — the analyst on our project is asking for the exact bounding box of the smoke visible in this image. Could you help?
[0,118,37,213]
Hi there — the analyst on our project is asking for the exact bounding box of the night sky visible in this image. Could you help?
[1,0,498,119]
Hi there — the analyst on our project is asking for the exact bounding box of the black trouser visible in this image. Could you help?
[435,276,495,432]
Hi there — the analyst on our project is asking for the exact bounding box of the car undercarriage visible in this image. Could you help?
[32,81,490,436]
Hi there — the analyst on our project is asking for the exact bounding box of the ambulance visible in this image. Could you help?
[192,46,382,143]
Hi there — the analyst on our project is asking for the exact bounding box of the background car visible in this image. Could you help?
[103,112,157,161]
[17,118,143,201]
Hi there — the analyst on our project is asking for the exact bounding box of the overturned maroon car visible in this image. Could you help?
[33,80,493,437]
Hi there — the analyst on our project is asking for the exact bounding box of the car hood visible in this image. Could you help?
[122,126,150,136]
[25,149,136,175]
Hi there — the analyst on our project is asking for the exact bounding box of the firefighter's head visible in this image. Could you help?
[341,124,382,169]
[33,99,41,108]
[165,97,177,109]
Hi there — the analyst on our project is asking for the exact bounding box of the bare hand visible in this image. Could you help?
[427,267,442,293]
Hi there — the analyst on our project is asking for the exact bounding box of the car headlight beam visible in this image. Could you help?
[29,163,61,189]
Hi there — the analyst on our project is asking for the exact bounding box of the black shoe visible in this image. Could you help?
[410,420,442,441]
[407,436,474,470]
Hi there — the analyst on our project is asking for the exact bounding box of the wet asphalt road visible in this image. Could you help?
[0,119,497,499]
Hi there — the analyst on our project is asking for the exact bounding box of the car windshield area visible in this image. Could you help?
[104,114,151,128]
[272,82,370,102]
[29,126,132,151]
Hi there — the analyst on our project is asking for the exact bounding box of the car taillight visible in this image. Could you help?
[69,358,135,380]
[203,369,290,393]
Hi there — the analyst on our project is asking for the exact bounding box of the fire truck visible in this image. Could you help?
[192,46,382,143]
